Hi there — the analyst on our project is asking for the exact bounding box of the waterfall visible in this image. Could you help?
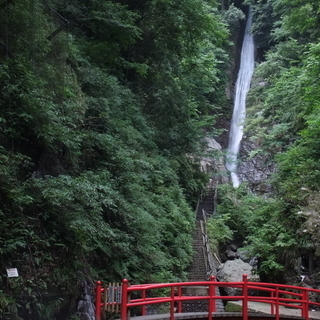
[226,8,254,188]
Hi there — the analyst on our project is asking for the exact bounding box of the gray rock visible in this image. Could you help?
[301,282,320,304]
[237,248,250,262]
[229,244,238,252]
[217,259,259,296]
[76,281,95,320]
[225,250,239,260]
[200,137,229,185]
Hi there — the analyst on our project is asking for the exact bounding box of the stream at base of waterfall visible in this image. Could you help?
[226,7,255,188]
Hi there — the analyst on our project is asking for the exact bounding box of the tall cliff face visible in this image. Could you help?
[220,3,276,191]
[215,2,248,151]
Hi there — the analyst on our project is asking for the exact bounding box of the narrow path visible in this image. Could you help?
[184,189,224,312]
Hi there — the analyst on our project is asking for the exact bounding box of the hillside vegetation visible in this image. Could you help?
[3,0,320,318]
[0,0,236,318]
[212,0,320,284]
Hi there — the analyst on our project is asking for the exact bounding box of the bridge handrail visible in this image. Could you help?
[95,275,320,320]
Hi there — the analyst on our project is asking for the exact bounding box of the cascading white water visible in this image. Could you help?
[226,8,255,188]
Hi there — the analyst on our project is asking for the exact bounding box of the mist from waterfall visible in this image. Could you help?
[226,8,255,188]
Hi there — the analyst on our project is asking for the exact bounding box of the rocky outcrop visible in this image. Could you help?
[217,259,259,296]
[200,137,229,185]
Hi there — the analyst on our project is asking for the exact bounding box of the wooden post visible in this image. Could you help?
[104,285,108,312]
[95,281,102,320]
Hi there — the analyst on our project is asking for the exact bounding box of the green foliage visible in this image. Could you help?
[246,63,305,164]
[0,0,231,318]
[206,213,233,252]
[273,0,320,42]
[225,301,243,312]
[213,184,307,281]
[49,0,142,69]
[244,0,280,56]
[0,289,19,319]
[220,4,245,32]
[126,0,229,155]
[295,191,320,257]
[241,0,320,283]
[246,221,299,279]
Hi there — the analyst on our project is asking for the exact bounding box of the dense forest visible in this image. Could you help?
[1,0,320,319]
[0,0,233,318]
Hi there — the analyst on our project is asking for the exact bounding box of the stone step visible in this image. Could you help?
[186,192,224,312]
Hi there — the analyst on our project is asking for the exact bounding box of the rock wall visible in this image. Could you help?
[200,137,229,186]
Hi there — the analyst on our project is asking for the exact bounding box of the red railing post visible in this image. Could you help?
[271,290,275,315]
[208,276,216,320]
[170,286,175,320]
[210,276,217,313]
[302,290,309,320]
[177,285,182,313]
[95,281,102,320]
[141,288,146,316]
[242,274,248,320]
[275,287,279,320]
[121,279,129,320]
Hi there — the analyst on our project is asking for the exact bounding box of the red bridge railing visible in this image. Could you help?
[95,275,320,320]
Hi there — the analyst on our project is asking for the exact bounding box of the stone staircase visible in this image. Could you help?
[187,221,207,282]
[196,189,215,220]
[183,188,224,313]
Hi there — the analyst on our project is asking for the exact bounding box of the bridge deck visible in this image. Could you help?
[121,312,301,320]
[122,312,320,320]
[122,301,320,320]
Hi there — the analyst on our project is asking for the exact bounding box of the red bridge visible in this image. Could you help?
[95,275,320,320]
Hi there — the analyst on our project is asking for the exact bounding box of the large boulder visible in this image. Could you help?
[217,259,259,296]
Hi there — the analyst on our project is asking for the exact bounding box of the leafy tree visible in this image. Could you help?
[220,3,245,33]
[244,0,279,58]
[242,0,320,283]
[0,0,231,318]
[213,185,308,282]
[273,0,320,42]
